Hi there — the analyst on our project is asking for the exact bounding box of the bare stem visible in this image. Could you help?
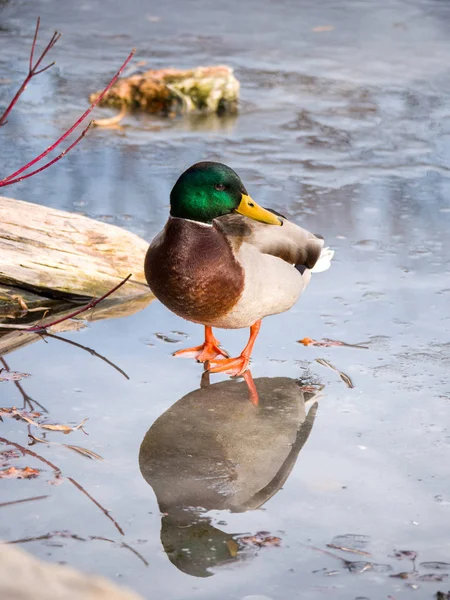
[0,47,135,186]
[0,18,61,127]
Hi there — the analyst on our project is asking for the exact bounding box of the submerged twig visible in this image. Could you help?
[0,436,62,476]
[0,46,135,186]
[0,18,61,127]
[5,531,148,566]
[44,332,129,380]
[0,358,48,413]
[67,477,124,536]
[0,495,49,509]
[0,437,124,535]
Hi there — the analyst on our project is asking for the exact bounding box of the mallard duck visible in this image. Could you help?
[145,162,333,376]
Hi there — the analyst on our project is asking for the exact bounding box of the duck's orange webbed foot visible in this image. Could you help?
[206,320,261,378]
[173,326,229,363]
[207,355,250,376]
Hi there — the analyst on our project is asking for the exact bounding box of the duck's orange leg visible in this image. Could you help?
[173,326,229,362]
[207,320,261,376]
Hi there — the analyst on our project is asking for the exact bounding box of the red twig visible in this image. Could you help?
[0,42,135,186]
[25,274,132,333]
[3,120,94,186]
[0,18,61,127]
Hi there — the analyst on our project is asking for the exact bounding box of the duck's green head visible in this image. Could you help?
[170,162,282,225]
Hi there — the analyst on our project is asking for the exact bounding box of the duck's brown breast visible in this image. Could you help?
[144,217,244,324]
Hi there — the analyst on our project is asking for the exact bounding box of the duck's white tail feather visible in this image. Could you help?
[311,247,334,273]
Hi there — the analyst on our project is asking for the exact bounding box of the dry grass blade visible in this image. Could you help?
[29,434,103,461]
[65,445,102,460]
[316,358,355,388]
[327,543,372,557]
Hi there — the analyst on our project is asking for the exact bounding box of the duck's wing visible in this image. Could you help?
[215,212,324,270]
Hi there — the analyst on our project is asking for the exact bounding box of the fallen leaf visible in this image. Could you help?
[0,466,39,479]
[393,550,417,561]
[298,338,368,349]
[390,571,417,579]
[40,418,88,435]
[0,370,31,382]
[238,532,281,548]
[1,408,88,434]
[0,449,21,465]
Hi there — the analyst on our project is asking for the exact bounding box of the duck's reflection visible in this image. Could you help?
[139,373,321,577]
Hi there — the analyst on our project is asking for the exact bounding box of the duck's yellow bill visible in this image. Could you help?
[236,194,282,225]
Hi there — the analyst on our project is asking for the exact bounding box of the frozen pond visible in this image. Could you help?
[0,0,449,598]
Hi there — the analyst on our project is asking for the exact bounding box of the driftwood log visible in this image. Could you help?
[89,65,239,115]
[0,196,153,356]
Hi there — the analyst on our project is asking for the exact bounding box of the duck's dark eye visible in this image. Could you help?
[215,183,225,191]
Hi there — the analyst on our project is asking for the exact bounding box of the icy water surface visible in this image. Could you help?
[1,0,450,598]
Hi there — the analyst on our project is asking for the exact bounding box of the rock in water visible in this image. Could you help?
[89,65,240,115]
